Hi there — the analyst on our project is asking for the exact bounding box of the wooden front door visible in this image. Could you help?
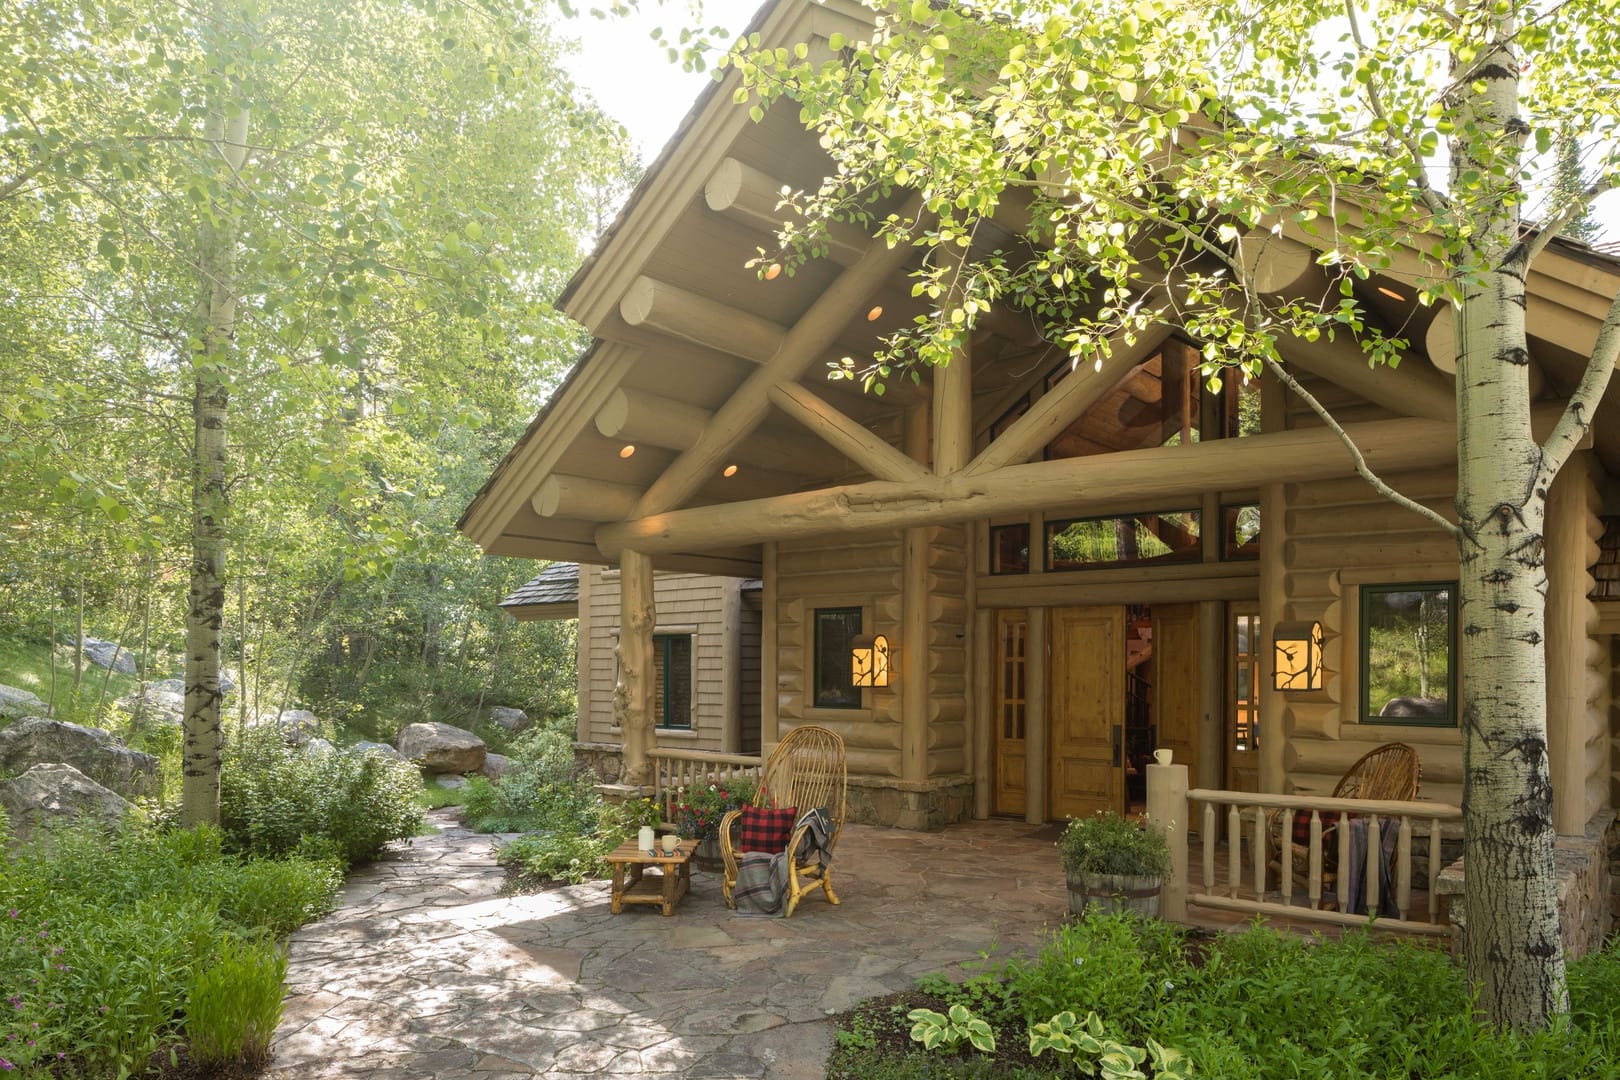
[1049,606,1125,819]
[992,610,1029,816]
[1150,604,1201,784]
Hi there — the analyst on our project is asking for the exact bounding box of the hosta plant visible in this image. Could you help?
[907,1003,996,1054]
[1029,1010,1193,1079]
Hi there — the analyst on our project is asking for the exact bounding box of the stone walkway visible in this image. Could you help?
[269,810,1068,1078]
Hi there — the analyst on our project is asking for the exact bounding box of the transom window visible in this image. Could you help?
[1045,510,1201,571]
[1361,583,1456,727]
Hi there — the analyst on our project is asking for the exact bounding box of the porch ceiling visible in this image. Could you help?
[458,0,1620,573]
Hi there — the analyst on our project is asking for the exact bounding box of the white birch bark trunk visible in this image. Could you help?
[1452,29,1567,1030]
[181,92,249,828]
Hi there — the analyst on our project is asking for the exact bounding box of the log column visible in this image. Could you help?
[901,400,931,785]
[615,549,656,788]
[1546,452,1592,836]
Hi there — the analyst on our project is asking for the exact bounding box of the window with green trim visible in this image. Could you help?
[654,633,693,729]
[1361,583,1456,726]
[813,607,863,709]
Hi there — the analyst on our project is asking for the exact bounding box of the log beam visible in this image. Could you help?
[630,195,925,520]
[1240,232,1456,422]
[767,382,929,482]
[619,275,786,363]
[966,325,1173,474]
[705,156,869,267]
[532,474,642,521]
[595,386,840,476]
[600,415,1465,556]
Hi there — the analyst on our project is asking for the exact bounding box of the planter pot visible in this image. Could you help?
[694,837,723,872]
[1066,870,1162,919]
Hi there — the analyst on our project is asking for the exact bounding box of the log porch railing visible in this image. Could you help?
[1147,765,1461,937]
[648,748,764,819]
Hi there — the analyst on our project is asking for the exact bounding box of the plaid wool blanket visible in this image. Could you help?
[732,807,832,916]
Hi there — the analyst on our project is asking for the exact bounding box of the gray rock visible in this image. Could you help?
[300,737,336,756]
[0,717,159,799]
[488,706,530,733]
[1378,696,1448,719]
[351,740,406,762]
[218,668,238,695]
[0,683,48,721]
[114,685,185,726]
[149,678,185,696]
[79,637,137,675]
[0,763,133,845]
[276,709,321,746]
[479,752,514,780]
[396,722,485,775]
[434,775,469,790]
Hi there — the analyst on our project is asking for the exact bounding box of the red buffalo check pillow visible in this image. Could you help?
[738,805,797,853]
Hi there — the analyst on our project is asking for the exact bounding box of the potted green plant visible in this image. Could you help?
[674,778,757,870]
[1059,811,1172,918]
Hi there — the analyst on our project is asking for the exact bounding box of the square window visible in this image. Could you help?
[1361,583,1456,726]
[1221,503,1261,560]
[813,607,863,709]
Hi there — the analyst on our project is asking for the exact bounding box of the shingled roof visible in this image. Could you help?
[499,562,580,620]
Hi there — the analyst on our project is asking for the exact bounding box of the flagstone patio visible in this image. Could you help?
[267,809,1070,1079]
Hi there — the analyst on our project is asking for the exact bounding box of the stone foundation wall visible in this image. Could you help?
[573,741,624,784]
[1437,809,1617,963]
[847,776,975,831]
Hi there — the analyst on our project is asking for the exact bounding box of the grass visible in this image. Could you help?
[0,632,150,729]
[419,778,472,809]
[829,915,1620,1079]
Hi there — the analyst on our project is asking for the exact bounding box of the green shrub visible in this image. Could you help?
[221,725,425,864]
[185,934,289,1068]
[496,795,662,885]
[1003,914,1188,1029]
[461,727,596,834]
[1058,812,1171,878]
[0,823,335,1076]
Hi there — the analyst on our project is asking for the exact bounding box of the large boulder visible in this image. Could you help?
[114,684,185,726]
[79,636,137,675]
[396,722,486,775]
[488,706,530,734]
[0,763,133,845]
[0,717,159,799]
[0,683,48,722]
[351,740,406,763]
[479,752,513,781]
[276,709,321,746]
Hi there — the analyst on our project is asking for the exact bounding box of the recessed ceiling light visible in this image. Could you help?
[1376,285,1406,301]
[618,444,636,459]
[723,464,739,477]
[867,305,883,321]
[765,263,782,281]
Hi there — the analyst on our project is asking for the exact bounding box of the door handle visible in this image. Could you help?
[1111,724,1122,767]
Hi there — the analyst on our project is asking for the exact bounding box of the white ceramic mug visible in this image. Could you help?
[661,833,679,855]
[1153,748,1173,767]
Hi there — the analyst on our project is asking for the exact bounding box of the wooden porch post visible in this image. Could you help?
[761,541,779,749]
[576,566,592,743]
[973,606,993,819]
[1025,608,1048,824]
[615,549,656,788]
[1146,762,1189,921]
[901,399,932,786]
[1546,451,1595,836]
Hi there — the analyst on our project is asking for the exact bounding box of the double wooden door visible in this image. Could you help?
[992,603,1201,820]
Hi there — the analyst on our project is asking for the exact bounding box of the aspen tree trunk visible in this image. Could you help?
[1453,27,1566,1029]
[181,96,250,828]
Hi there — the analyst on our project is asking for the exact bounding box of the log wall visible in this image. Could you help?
[774,524,970,782]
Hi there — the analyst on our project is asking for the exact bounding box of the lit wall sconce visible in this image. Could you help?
[1272,620,1323,691]
[851,633,891,688]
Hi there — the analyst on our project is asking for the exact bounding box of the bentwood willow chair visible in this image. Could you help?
[719,724,847,917]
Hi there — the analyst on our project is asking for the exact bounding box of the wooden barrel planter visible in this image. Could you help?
[1066,871,1163,919]
[693,837,724,872]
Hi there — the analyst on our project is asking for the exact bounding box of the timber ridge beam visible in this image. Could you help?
[597,414,1463,557]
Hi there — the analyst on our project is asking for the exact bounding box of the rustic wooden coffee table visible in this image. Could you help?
[605,839,699,916]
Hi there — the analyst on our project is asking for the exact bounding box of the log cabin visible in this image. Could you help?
[460,0,1620,942]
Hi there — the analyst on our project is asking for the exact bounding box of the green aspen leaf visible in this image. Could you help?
[748,104,764,123]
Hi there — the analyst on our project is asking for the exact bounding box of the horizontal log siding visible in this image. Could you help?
[1278,383,1465,803]
[926,526,970,776]
[585,567,739,752]
[776,530,905,778]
